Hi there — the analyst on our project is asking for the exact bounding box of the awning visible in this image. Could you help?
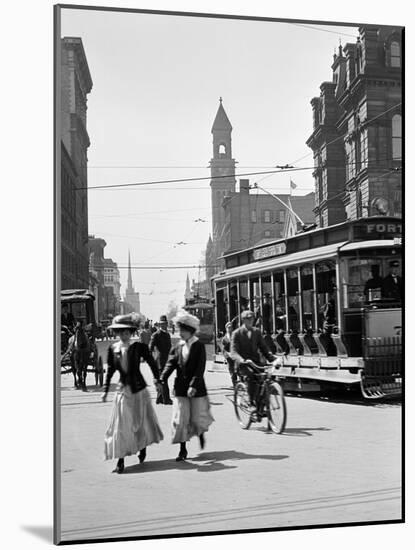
[214,241,348,282]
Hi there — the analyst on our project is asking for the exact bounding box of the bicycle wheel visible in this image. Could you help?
[267,381,287,434]
[234,381,252,429]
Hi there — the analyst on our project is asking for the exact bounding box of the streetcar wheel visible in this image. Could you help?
[98,357,104,387]
[267,381,287,434]
[234,382,252,430]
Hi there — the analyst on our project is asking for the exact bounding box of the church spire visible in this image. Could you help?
[211,97,232,132]
[185,272,192,302]
[127,249,133,291]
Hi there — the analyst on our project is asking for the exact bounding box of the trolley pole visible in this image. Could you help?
[253,183,305,227]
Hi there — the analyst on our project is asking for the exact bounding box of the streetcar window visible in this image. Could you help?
[273,271,287,332]
[316,261,337,331]
[300,265,314,331]
[239,280,249,314]
[287,268,300,332]
[229,281,238,324]
[249,277,260,312]
[261,274,273,334]
[215,288,227,335]
[341,253,402,308]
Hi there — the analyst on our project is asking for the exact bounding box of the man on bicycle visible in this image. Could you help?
[230,310,277,408]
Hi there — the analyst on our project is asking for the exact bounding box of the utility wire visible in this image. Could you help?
[80,166,314,191]
[288,22,358,38]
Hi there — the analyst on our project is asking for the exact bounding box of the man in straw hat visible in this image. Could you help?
[150,314,173,404]
[160,310,214,461]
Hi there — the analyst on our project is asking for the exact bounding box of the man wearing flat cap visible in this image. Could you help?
[231,309,276,407]
[150,315,173,404]
[382,260,402,301]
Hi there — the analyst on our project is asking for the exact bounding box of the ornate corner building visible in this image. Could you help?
[60,37,93,290]
[307,25,402,227]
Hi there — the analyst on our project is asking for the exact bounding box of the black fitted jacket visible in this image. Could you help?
[104,341,160,395]
[160,339,207,397]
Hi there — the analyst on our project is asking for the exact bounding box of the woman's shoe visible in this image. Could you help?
[199,433,205,450]
[112,458,124,474]
[138,448,147,463]
[175,451,188,462]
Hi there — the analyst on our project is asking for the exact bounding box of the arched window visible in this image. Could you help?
[390,41,401,68]
[219,143,226,156]
[392,114,402,160]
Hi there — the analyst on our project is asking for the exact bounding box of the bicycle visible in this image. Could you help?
[233,361,287,434]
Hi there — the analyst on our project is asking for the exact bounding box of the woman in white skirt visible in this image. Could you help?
[101,314,163,473]
[160,311,214,461]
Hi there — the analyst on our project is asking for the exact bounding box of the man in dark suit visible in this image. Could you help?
[231,310,276,406]
[382,260,402,301]
[150,315,173,404]
[61,304,75,330]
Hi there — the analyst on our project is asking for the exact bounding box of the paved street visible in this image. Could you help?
[59,345,402,543]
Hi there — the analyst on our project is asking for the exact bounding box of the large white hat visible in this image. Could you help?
[173,310,200,331]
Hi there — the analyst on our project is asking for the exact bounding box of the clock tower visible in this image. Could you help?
[209,98,236,267]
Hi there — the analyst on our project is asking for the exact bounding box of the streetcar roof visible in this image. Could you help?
[339,239,401,252]
[61,289,95,303]
[220,216,402,261]
[213,239,400,281]
[214,241,346,280]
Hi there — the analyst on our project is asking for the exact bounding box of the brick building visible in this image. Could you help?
[88,236,107,321]
[61,37,92,290]
[88,236,122,320]
[307,26,402,227]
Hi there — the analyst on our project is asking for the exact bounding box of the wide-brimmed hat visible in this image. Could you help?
[173,310,200,331]
[108,313,143,330]
[241,309,255,320]
[159,315,168,323]
[389,260,400,267]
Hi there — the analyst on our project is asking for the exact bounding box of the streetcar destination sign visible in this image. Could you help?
[366,223,402,234]
[253,242,287,260]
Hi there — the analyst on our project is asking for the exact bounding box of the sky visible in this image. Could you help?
[60,8,359,319]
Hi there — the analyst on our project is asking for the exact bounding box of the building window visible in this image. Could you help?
[264,210,271,223]
[264,230,271,237]
[251,210,257,223]
[356,189,363,218]
[360,129,368,170]
[279,210,285,222]
[390,41,401,68]
[392,114,402,160]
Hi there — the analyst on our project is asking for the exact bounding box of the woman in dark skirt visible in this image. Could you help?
[160,311,214,461]
[101,314,163,473]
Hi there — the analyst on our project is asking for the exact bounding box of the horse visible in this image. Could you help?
[69,323,91,391]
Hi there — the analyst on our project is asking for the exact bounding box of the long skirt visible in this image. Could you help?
[171,396,214,444]
[104,385,163,460]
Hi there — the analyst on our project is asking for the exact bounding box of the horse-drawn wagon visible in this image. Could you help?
[60,289,104,390]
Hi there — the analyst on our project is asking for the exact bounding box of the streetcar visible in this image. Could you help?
[183,298,214,343]
[212,216,402,399]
